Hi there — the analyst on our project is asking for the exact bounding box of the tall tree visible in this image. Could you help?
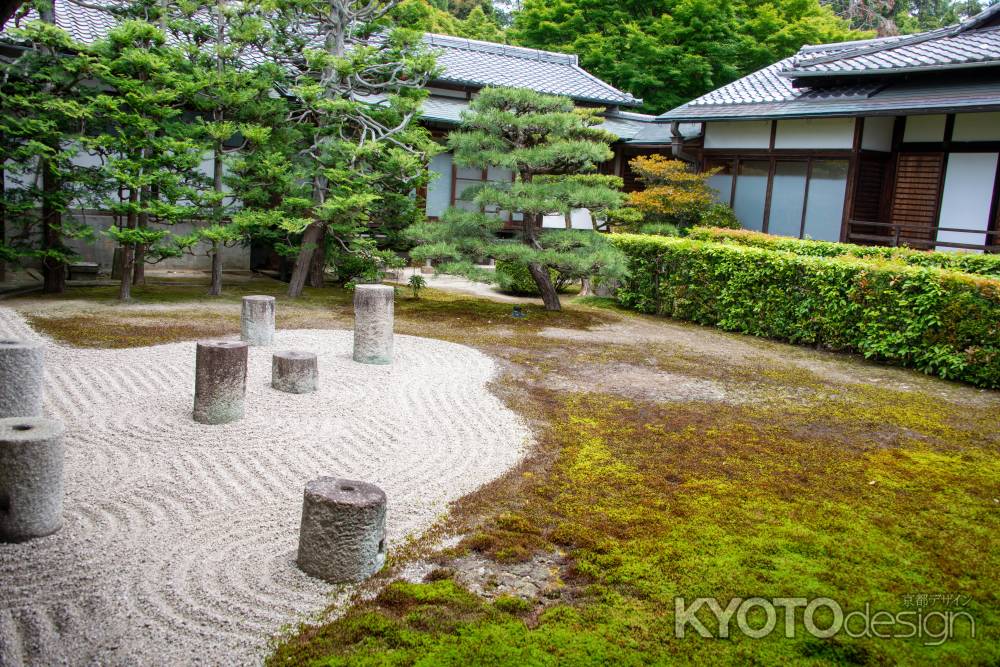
[407,86,626,311]
[86,19,203,302]
[265,0,437,298]
[168,0,283,295]
[511,0,862,113]
[0,12,96,292]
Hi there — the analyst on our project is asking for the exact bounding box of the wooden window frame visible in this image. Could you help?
[705,153,852,239]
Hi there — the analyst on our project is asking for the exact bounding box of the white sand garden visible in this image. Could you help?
[0,306,529,665]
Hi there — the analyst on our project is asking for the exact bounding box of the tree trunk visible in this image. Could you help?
[119,189,139,302]
[528,262,560,311]
[580,276,593,296]
[288,223,324,298]
[132,184,149,286]
[209,240,223,296]
[40,158,65,294]
[119,242,135,302]
[1,160,6,283]
[307,226,326,288]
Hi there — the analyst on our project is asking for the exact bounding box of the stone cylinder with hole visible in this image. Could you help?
[296,477,387,583]
[0,340,44,419]
[353,285,394,365]
[193,341,248,425]
[241,295,275,346]
[272,351,318,394]
[0,417,65,542]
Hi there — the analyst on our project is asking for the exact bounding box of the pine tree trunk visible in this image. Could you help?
[1,160,7,283]
[119,189,139,302]
[119,242,134,302]
[132,184,149,286]
[41,158,65,294]
[288,223,323,298]
[209,241,223,296]
[580,276,592,296]
[209,140,224,296]
[307,226,326,288]
[528,262,560,311]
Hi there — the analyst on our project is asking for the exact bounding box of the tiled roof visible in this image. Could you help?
[422,34,640,106]
[2,0,640,106]
[786,24,1000,78]
[658,3,1000,122]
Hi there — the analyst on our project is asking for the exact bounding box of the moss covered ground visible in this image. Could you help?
[10,277,998,666]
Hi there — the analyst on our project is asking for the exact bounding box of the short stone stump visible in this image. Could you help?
[0,417,65,542]
[241,295,275,346]
[272,351,318,394]
[0,339,44,418]
[353,284,394,365]
[193,341,248,425]
[296,477,387,584]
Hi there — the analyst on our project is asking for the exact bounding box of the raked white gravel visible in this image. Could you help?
[0,306,529,666]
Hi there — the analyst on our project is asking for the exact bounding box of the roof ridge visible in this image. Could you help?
[422,33,577,66]
[794,2,1000,69]
[794,25,953,68]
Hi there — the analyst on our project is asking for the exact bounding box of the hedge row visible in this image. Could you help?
[685,227,1000,278]
[610,234,1000,388]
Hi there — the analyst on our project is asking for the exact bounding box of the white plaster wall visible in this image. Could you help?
[903,115,946,143]
[773,118,855,149]
[704,121,771,149]
[952,112,1000,142]
[63,214,252,271]
[861,116,894,152]
[935,152,998,253]
[542,209,594,229]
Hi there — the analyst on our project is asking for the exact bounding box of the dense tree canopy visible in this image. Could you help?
[510,0,862,112]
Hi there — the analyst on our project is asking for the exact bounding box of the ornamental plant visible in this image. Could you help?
[406,86,628,311]
[626,155,731,230]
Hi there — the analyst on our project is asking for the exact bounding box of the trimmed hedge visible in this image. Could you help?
[611,233,1000,388]
[686,227,1000,278]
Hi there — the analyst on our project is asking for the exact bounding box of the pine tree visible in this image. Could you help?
[86,19,204,302]
[167,0,285,295]
[406,86,626,311]
[0,11,96,292]
[264,0,438,297]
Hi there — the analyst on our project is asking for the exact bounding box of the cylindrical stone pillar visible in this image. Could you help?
[272,351,318,394]
[0,340,44,418]
[0,417,65,542]
[241,295,275,346]
[193,341,248,425]
[296,477,387,583]
[353,285,394,365]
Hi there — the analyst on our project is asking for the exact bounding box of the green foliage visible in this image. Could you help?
[495,259,560,295]
[510,0,866,113]
[612,233,1000,387]
[0,17,98,277]
[686,226,1000,277]
[407,86,627,310]
[407,273,427,298]
[391,0,506,41]
[698,203,741,229]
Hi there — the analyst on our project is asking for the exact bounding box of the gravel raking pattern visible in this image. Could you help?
[0,307,529,666]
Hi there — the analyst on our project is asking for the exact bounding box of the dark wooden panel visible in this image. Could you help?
[890,153,944,242]
[852,155,888,222]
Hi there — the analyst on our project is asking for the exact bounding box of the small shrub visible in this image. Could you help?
[697,203,741,230]
[611,233,1000,388]
[408,274,426,298]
